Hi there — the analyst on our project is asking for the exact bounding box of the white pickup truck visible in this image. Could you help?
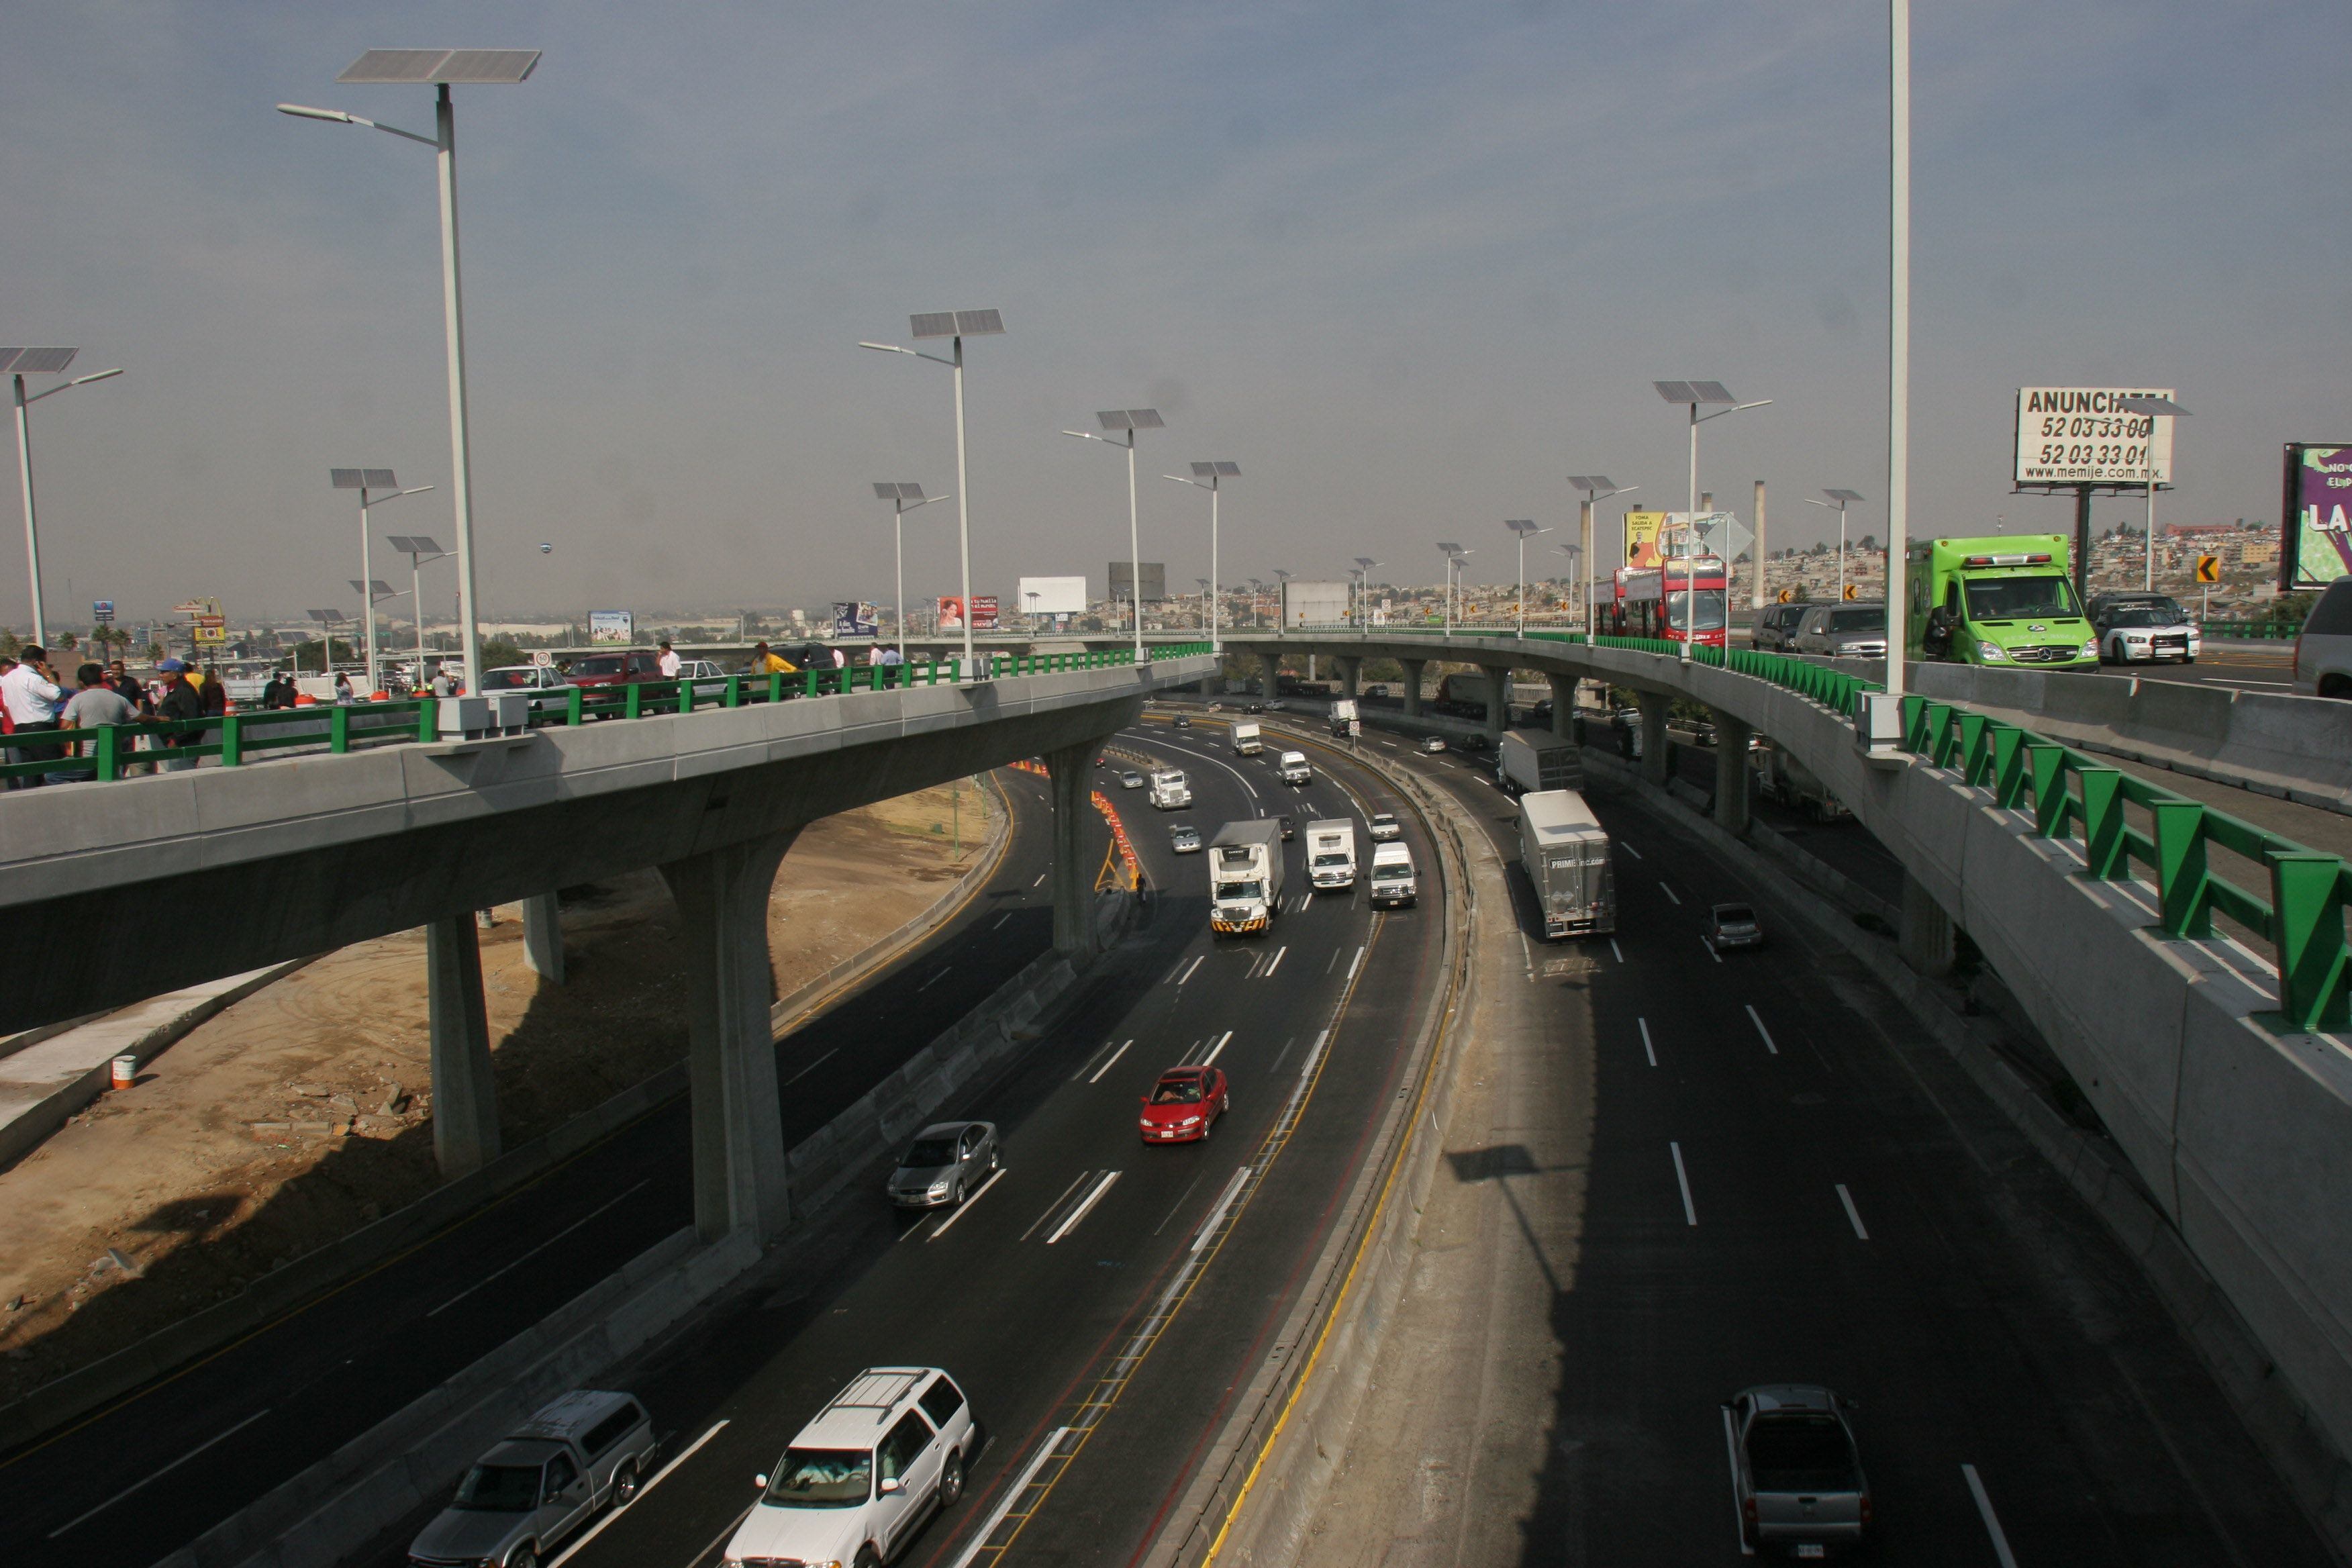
[1148,769,1192,809]
[1306,818,1357,890]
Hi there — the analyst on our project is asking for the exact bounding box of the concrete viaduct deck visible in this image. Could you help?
[0,656,1212,1243]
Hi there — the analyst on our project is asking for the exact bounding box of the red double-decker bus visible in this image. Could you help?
[1604,556,1728,647]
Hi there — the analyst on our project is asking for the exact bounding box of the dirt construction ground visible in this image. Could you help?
[0,778,999,1404]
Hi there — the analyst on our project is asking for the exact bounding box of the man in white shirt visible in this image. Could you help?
[1,645,66,789]
[657,640,681,679]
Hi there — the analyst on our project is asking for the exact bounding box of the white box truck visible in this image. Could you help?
[1328,697,1359,738]
[1306,818,1357,890]
[1497,727,1583,796]
[1148,768,1193,810]
[1231,720,1263,755]
[1518,790,1615,938]
[1210,820,1285,935]
[1368,841,1418,908]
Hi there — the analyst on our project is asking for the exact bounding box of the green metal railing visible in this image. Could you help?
[0,642,1214,789]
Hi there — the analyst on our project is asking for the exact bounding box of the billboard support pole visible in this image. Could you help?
[2073,486,2094,601]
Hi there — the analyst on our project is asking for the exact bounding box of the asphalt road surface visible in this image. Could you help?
[1350,717,2331,1564]
[2094,638,2295,692]
[318,720,1445,1568]
[0,772,1094,1567]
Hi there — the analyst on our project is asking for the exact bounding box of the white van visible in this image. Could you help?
[1368,842,1418,908]
[1277,750,1312,785]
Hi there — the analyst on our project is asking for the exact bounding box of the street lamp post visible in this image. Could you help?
[1353,557,1382,630]
[870,483,949,649]
[1505,520,1551,637]
[330,469,432,692]
[1163,460,1238,653]
[384,534,456,680]
[861,309,1006,673]
[4,349,123,645]
[1566,477,1637,638]
[1065,409,1164,659]
[1886,0,1912,701]
[1653,382,1770,662]
[1196,577,1212,632]
[1436,543,1469,634]
[281,48,541,693]
[2114,396,2190,593]
[1804,489,1866,602]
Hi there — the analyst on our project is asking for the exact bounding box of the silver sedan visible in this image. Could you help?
[886,1120,999,1208]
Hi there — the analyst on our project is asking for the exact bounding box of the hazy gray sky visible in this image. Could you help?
[3,1,2345,627]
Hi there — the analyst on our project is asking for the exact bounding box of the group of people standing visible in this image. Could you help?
[0,649,221,786]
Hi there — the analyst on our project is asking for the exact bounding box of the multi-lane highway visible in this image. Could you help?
[1311,718,2331,1563]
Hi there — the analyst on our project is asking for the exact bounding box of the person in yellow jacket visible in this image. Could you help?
[748,641,798,677]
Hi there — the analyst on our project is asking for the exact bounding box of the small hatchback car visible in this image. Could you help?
[728,1368,978,1568]
[885,1121,999,1208]
[1139,1067,1230,1143]
[1706,903,1764,951]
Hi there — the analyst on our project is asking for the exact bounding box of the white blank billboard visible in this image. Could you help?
[1016,575,1088,616]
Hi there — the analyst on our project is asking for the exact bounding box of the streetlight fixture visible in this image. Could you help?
[281,47,541,692]
[1064,409,1164,658]
[1886,0,1913,703]
[5,348,124,645]
[1653,383,1770,662]
[1353,556,1382,629]
[1195,577,1212,632]
[1163,460,1238,653]
[869,483,950,648]
[305,608,348,681]
[1505,520,1551,638]
[861,309,1006,671]
[1435,543,1469,634]
[1566,477,1637,637]
[384,533,456,678]
[330,469,433,692]
[2114,395,2190,593]
[1804,489,1867,602]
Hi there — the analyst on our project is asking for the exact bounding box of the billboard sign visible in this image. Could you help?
[193,616,227,646]
[831,601,879,638]
[971,595,999,630]
[2014,387,2175,485]
[92,599,115,624]
[2283,443,2352,588]
[1108,560,1167,603]
[1016,575,1089,617]
[588,610,633,644]
[1622,512,1667,569]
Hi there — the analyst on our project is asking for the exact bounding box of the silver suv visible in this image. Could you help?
[1794,603,1888,658]
[407,1389,659,1568]
[728,1367,979,1568]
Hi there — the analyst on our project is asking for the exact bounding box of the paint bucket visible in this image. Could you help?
[110,1055,138,1091]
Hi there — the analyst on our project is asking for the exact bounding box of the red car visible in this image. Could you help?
[1138,1067,1230,1144]
[564,648,665,689]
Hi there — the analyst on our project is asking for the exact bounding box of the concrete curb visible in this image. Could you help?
[1586,758,2352,1561]
[0,960,314,1174]
[141,899,1134,1568]
[0,771,1016,1457]
[1142,726,1481,1567]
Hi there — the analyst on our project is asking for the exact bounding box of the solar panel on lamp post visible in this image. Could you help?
[871,483,948,650]
[2114,396,2190,592]
[1505,520,1550,638]
[1063,409,1164,658]
[1567,477,1636,639]
[305,608,346,681]
[1653,383,1771,663]
[5,349,124,646]
[1804,489,1867,603]
[1162,461,1238,653]
[281,48,540,695]
[330,469,433,693]
[384,533,455,680]
[861,310,1005,673]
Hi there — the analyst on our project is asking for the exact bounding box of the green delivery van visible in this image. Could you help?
[1906,535,2100,669]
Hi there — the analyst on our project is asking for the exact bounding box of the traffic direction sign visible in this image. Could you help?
[2196,555,2220,584]
[1843,584,1859,601]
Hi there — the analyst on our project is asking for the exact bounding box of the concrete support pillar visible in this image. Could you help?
[660,831,798,1243]
[521,892,565,985]
[426,914,501,1180]
[1548,673,1577,740]
[1711,711,1753,836]
[1045,739,1107,961]
[1258,651,1279,699]
[1482,667,1511,740]
[1338,656,1363,699]
[1637,692,1671,787]
[1401,659,1426,718]
[1900,871,1957,978]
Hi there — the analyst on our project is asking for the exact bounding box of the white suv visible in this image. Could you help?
[2296,579,2352,697]
[727,1367,977,1568]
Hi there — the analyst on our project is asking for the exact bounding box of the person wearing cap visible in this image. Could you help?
[1,644,66,788]
[154,658,204,771]
[656,639,681,679]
